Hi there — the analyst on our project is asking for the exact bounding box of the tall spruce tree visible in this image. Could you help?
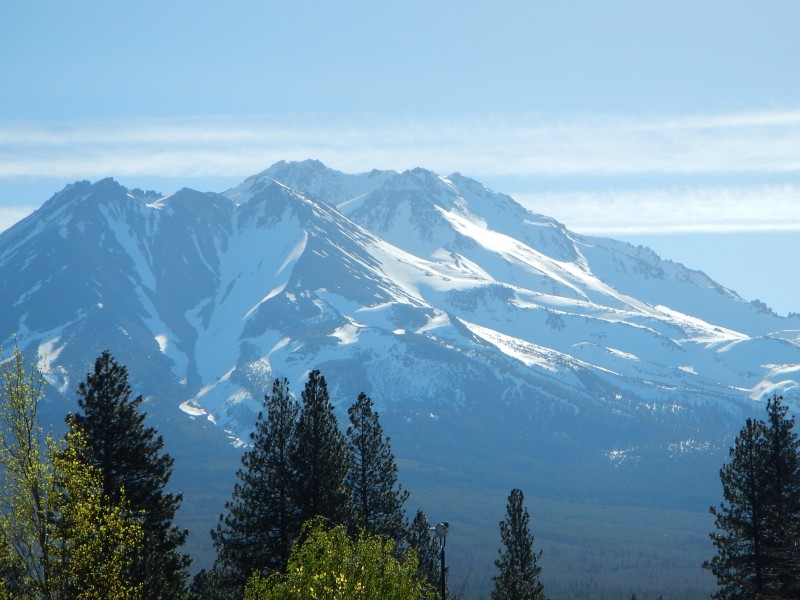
[346,392,409,541]
[290,370,350,526]
[408,510,443,596]
[492,488,545,600]
[705,417,772,599]
[67,350,189,599]
[210,378,300,596]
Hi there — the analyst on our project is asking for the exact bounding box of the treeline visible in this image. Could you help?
[0,348,546,600]
[9,344,799,599]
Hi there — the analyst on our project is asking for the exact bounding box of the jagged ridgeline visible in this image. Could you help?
[2,159,799,598]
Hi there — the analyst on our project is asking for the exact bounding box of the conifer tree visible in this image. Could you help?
[762,394,800,597]
[492,488,545,600]
[705,417,772,599]
[211,378,300,596]
[346,392,409,541]
[706,396,800,599]
[408,510,443,595]
[67,350,189,599]
[290,370,350,526]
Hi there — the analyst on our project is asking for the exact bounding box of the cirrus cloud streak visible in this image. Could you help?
[1,110,799,236]
[1,110,799,180]
[515,184,800,235]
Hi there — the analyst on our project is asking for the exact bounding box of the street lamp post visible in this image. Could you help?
[432,522,449,600]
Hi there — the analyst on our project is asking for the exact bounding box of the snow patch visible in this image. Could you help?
[37,336,70,394]
[463,321,561,371]
[269,337,292,355]
[331,322,359,345]
[417,312,451,334]
[668,439,710,455]
[155,334,168,353]
[244,283,287,320]
[607,448,637,466]
[37,336,64,372]
[748,363,800,399]
[606,347,639,361]
[278,231,308,275]
[179,400,206,417]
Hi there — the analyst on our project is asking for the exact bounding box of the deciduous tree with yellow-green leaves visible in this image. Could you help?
[243,518,436,600]
[0,345,143,599]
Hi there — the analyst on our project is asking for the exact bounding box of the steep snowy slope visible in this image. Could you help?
[262,163,800,409]
[6,160,799,465]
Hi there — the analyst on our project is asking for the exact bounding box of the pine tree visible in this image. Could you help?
[705,417,772,599]
[290,370,350,526]
[492,488,545,600]
[762,394,800,597]
[68,350,189,599]
[346,392,409,541]
[705,396,800,599]
[408,510,442,596]
[211,378,300,596]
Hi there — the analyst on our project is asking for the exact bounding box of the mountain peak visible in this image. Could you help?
[3,160,799,597]
[227,161,395,207]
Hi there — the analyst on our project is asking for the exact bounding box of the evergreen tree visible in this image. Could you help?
[185,569,219,600]
[346,392,409,541]
[762,394,800,597]
[492,488,545,600]
[211,378,300,596]
[705,417,772,599]
[290,370,350,526]
[68,350,189,599]
[706,396,800,599]
[408,510,443,596]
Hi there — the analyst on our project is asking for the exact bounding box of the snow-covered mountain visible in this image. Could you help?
[4,159,799,596]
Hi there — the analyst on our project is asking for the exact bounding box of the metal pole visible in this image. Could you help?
[440,537,446,600]
[431,521,448,600]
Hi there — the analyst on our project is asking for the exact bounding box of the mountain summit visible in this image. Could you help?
[3,160,799,596]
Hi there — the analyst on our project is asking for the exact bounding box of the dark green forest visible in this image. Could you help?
[1,347,798,599]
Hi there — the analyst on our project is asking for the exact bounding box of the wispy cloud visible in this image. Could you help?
[1,110,799,235]
[1,110,799,180]
[515,184,800,235]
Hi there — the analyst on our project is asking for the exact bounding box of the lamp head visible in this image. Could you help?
[433,522,449,539]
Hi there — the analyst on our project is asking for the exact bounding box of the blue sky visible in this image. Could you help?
[2,1,799,313]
